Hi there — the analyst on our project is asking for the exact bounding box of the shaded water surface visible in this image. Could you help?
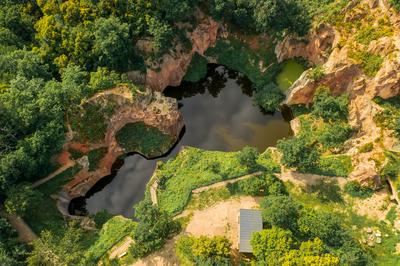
[70,65,292,217]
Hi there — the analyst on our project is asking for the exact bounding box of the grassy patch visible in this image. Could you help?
[355,24,393,45]
[313,154,353,177]
[88,147,108,171]
[186,187,233,211]
[386,206,398,224]
[115,122,174,157]
[305,179,343,203]
[84,216,136,264]
[25,165,82,236]
[374,96,400,137]
[359,142,374,153]
[344,181,374,199]
[256,149,281,173]
[349,50,383,77]
[156,147,256,214]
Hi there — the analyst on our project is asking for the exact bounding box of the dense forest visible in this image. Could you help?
[1,0,400,265]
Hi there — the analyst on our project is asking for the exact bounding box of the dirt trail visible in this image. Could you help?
[192,172,263,194]
[109,236,134,260]
[1,210,37,243]
[32,159,75,188]
[277,171,347,187]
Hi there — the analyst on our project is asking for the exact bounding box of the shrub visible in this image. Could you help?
[130,200,180,259]
[308,65,325,81]
[344,181,374,199]
[355,25,393,45]
[298,209,347,247]
[358,142,374,153]
[312,87,349,121]
[236,146,260,170]
[229,173,286,197]
[277,137,320,171]
[176,235,231,265]
[5,183,42,217]
[253,83,285,112]
[390,0,400,11]
[261,195,300,231]
[317,122,353,149]
[313,155,353,177]
[380,151,400,180]
[349,50,383,77]
[88,147,108,171]
[251,227,294,265]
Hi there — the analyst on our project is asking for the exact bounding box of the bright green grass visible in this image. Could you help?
[25,165,82,236]
[84,216,136,264]
[156,147,255,214]
[186,187,233,211]
[314,154,353,177]
[276,60,305,92]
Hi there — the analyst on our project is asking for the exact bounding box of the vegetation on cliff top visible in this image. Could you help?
[278,87,353,176]
[116,122,174,158]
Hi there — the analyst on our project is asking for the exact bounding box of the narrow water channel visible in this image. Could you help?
[70,65,294,218]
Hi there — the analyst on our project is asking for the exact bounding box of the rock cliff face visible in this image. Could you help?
[280,0,400,188]
[145,14,219,91]
[61,87,183,199]
[275,23,337,65]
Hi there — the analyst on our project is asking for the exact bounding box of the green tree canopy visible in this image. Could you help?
[176,235,231,265]
[251,227,293,265]
[261,195,301,231]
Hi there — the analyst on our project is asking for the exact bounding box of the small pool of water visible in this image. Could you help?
[70,65,293,218]
[276,60,306,92]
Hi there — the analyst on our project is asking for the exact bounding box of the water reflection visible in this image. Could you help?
[75,65,292,217]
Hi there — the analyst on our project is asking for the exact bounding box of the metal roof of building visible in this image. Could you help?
[239,209,263,253]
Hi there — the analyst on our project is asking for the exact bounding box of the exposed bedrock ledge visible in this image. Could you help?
[61,87,183,201]
[145,14,219,91]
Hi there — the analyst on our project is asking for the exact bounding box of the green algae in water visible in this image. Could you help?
[276,60,305,92]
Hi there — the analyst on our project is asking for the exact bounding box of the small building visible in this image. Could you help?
[238,209,263,253]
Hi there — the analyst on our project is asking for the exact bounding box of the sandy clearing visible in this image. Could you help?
[130,196,260,265]
[131,237,180,266]
[353,189,394,220]
[184,196,260,252]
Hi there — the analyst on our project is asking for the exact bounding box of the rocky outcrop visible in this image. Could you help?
[286,65,361,105]
[370,59,400,99]
[275,23,336,65]
[282,0,400,189]
[145,14,219,91]
[61,87,183,199]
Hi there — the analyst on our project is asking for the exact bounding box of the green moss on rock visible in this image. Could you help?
[115,122,173,157]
